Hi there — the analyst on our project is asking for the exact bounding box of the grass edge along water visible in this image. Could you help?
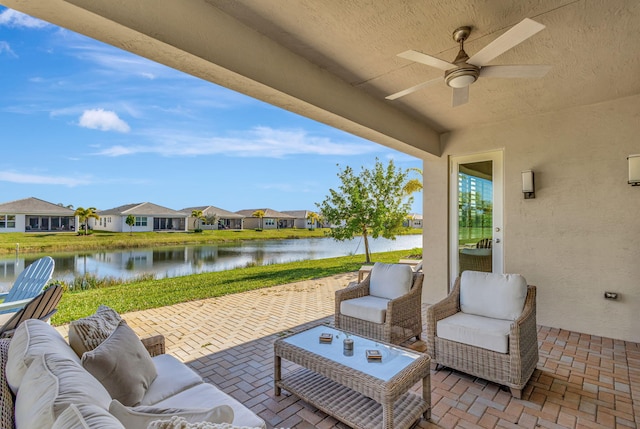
[53,248,421,325]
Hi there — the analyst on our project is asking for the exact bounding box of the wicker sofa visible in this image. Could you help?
[426,271,538,398]
[0,317,266,428]
[335,262,424,344]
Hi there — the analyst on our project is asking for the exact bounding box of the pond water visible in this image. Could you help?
[0,235,422,290]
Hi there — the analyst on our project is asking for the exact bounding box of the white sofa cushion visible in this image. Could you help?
[340,295,389,324]
[14,353,112,428]
[6,319,81,393]
[460,271,527,321]
[82,320,158,406]
[141,354,204,406]
[437,312,513,353]
[369,262,413,300]
[52,403,125,429]
[109,399,233,428]
[152,383,266,429]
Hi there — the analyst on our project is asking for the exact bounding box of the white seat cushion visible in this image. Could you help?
[141,354,204,406]
[52,404,125,429]
[460,248,492,256]
[460,271,527,321]
[437,312,512,354]
[340,295,390,324]
[152,383,266,428]
[369,263,413,300]
[109,399,233,427]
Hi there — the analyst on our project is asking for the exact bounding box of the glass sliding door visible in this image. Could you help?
[449,151,503,283]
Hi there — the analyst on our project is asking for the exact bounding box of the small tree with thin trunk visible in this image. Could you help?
[125,214,135,235]
[252,210,265,230]
[74,207,100,236]
[316,159,412,263]
[205,214,220,228]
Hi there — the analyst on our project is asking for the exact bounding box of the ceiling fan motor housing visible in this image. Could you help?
[445,26,480,88]
[445,64,480,88]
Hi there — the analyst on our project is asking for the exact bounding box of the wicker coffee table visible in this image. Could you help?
[274,325,430,429]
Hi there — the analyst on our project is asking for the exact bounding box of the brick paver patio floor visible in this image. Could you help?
[60,272,640,428]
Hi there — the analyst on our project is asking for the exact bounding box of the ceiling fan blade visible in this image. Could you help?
[468,18,545,66]
[480,64,552,78]
[386,77,442,100]
[398,50,455,71]
[452,86,469,107]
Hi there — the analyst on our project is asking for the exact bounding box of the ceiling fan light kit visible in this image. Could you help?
[445,66,479,88]
[387,18,550,106]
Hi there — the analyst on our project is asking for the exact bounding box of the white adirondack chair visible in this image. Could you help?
[0,256,55,315]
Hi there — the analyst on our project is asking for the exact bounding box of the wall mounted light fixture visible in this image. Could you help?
[628,155,640,186]
[522,170,535,199]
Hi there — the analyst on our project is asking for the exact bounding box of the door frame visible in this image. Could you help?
[449,150,504,284]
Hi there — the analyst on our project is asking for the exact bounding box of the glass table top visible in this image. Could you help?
[282,325,422,382]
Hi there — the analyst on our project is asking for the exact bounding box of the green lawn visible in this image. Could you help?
[52,249,419,325]
[1,228,422,255]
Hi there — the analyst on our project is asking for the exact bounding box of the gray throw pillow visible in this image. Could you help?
[81,320,157,406]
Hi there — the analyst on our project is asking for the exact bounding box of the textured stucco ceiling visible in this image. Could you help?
[1,0,638,156]
[206,0,640,132]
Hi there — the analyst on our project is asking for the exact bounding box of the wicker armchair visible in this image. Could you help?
[426,272,538,398]
[335,264,424,344]
[459,249,492,274]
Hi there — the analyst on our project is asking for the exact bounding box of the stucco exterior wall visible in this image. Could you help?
[423,94,640,342]
[0,214,24,233]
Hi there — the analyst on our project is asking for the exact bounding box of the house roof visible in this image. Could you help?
[4,1,636,158]
[0,197,75,215]
[99,202,187,217]
[282,210,316,219]
[181,206,244,219]
[235,208,295,219]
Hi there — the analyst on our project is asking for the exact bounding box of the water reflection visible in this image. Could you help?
[0,235,421,290]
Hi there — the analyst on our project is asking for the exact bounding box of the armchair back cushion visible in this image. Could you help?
[460,271,527,321]
[369,263,413,300]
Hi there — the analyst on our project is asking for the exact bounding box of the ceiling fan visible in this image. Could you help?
[386,18,552,107]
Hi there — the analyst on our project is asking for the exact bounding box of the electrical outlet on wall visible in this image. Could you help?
[604,292,619,300]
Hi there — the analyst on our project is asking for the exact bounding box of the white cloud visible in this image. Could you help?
[94,126,380,158]
[0,9,49,28]
[0,41,16,57]
[78,109,130,133]
[0,171,90,187]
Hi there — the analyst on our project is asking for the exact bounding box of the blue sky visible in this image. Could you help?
[0,7,422,214]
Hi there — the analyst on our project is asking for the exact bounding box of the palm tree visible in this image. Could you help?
[306,211,321,230]
[74,207,99,236]
[191,210,205,230]
[402,167,423,196]
[252,210,265,230]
